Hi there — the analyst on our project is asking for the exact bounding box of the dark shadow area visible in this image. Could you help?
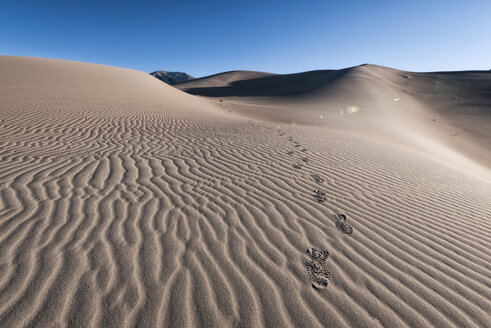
[175,68,351,97]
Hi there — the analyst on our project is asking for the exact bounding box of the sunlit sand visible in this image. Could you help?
[1,56,490,327]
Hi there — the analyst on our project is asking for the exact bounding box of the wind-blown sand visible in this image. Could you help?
[1,55,490,328]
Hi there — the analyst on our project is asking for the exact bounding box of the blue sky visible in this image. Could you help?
[1,0,490,77]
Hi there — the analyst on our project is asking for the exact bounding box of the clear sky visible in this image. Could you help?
[1,0,490,77]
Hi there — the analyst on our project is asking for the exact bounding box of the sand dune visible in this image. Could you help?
[1,56,490,327]
[174,70,277,91]
[177,65,491,179]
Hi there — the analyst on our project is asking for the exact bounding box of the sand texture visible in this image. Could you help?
[1,56,490,328]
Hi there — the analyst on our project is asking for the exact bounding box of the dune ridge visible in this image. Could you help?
[0,56,490,327]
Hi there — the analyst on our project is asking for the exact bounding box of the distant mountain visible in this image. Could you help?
[150,71,194,85]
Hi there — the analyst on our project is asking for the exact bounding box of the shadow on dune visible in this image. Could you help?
[174,68,351,97]
[175,65,491,102]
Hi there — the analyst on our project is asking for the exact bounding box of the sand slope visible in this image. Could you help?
[1,56,490,328]
[177,65,491,179]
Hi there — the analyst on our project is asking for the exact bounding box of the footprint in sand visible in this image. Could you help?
[313,189,327,202]
[301,157,309,163]
[287,151,295,155]
[311,174,324,183]
[300,147,308,152]
[292,162,302,169]
[332,214,354,235]
[305,247,332,289]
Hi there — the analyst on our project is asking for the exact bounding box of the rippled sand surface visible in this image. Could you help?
[1,56,490,328]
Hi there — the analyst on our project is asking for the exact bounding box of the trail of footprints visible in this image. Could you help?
[278,128,355,289]
[1,113,488,327]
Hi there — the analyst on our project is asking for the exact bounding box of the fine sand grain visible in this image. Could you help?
[1,56,490,327]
